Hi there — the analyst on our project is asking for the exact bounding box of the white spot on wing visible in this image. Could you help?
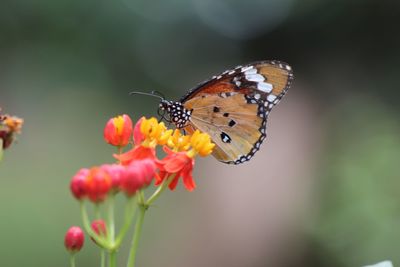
[257,82,273,93]
[245,74,264,82]
[244,68,257,75]
[267,94,277,102]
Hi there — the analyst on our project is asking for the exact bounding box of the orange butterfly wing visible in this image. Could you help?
[181,60,293,164]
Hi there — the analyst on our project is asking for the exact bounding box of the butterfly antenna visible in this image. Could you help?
[129,91,165,100]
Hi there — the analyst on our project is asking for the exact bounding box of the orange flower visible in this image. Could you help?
[0,114,23,149]
[156,147,195,191]
[114,117,171,165]
[104,114,133,147]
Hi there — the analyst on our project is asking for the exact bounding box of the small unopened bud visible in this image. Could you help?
[70,168,89,200]
[91,219,107,245]
[64,226,84,254]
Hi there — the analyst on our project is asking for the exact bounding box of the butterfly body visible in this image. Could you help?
[159,60,294,165]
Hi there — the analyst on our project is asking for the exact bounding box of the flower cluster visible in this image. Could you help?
[70,116,214,202]
[66,114,214,267]
[0,109,23,150]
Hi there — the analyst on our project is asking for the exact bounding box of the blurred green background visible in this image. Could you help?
[1,0,400,266]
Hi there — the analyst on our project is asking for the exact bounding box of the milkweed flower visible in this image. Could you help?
[104,114,133,147]
[101,164,126,193]
[115,117,172,165]
[157,130,214,191]
[70,168,90,200]
[121,159,156,196]
[64,226,85,253]
[0,113,23,149]
[85,167,112,203]
[91,219,107,245]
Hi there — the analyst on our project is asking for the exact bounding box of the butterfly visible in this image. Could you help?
[133,60,293,165]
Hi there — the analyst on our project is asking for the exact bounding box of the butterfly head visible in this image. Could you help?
[159,100,192,129]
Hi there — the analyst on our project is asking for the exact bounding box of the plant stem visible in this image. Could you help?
[114,196,137,248]
[107,195,115,243]
[70,254,76,267]
[107,194,117,267]
[101,250,105,267]
[109,250,117,267]
[80,202,110,249]
[146,174,176,206]
[127,196,146,267]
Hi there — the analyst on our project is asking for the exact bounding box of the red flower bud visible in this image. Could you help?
[86,167,112,203]
[100,164,126,193]
[104,114,133,147]
[70,168,89,200]
[90,219,107,245]
[121,159,156,196]
[64,226,85,253]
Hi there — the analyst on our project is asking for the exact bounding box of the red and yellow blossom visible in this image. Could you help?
[156,130,214,191]
[0,113,23,149]
[115,117,172,165]
[104,114,133,147]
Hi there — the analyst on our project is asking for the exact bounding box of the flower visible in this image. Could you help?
[114,117,171,165]
[156,130,214,191]
[121,159,156,196]
[104,114,133,147]
[115,145,156,166]
[85,167,112,203]
[91,219,107,245]
[167,129,190,152]
[100,164,126,193]
[187,130,215,157]
[0,114,23,149]
[139,117,172,148]
[70,168,89,200]
[156,147,195,191]
[64,226,85,253]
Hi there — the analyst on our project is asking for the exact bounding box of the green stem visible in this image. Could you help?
[101,250,105,267]
[80,202,110,249]
[107,195,115,243]
[95,204,101,219]
[127,196,146,267]
[109,250,117,267]
[114,196,137,248]
[70,254,76,267]
[146,174,176,206]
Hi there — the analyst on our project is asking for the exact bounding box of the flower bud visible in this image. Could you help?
[70,168,89,200]
[90,219,107,245]
[120,159,156,196]
[100,164,126,193]
[86,167,112,203]
[104,114,133,147]
[64,226,84,253]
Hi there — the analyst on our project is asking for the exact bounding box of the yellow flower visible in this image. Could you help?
[187,130,215,158]
[167,129,191,152]
[140,117,172,147]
